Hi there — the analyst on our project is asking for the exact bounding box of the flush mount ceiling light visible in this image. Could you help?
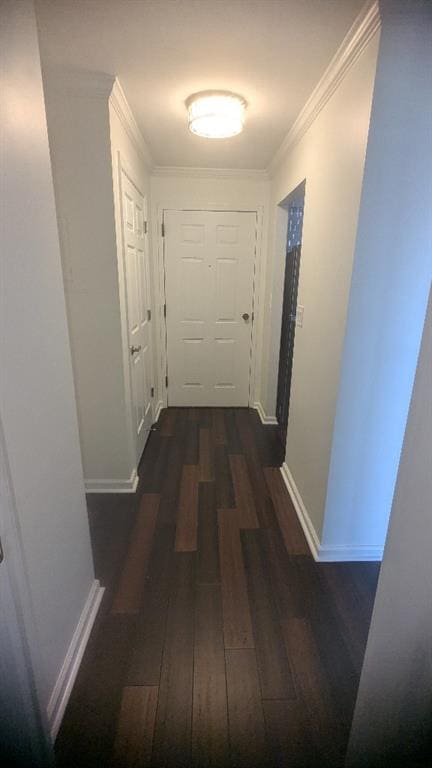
[186,91,247,139]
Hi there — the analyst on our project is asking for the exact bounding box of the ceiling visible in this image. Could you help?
[36,0,365,170]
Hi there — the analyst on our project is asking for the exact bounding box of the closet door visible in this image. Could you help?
[121,170,152,462]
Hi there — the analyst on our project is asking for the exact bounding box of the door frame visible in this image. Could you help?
[115,151,154,469]
[156,205,264,409]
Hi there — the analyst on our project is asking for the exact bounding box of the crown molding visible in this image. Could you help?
[268,0,381,177]
[109,79,153,169]
[151,165,269,180]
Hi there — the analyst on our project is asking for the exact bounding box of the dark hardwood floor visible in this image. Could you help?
[55,407,379,768]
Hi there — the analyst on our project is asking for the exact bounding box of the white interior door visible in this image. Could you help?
[121,170,153,461]
[164,210,256,406]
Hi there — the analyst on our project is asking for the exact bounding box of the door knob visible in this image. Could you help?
[242,312,250,322]
[130,345,141,355]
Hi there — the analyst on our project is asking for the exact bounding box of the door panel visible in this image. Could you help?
[121,170,153,463]
[164,210,256,406]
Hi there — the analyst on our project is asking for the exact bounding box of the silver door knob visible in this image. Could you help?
[242,312,250,322]
[130,345,141,355]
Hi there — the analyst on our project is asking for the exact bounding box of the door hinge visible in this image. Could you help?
[147,308,151,321]
[163,303,167,318]
[165,374,168,388]
[144,220,148,235]
[0,537,3,564]
[252,311,255,322]
[150,386,154,398]
[161,221,165,237]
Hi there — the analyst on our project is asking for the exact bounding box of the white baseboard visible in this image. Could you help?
[47,579,104,740]
[253,401,278,425]
[85,468,138,493]
[280,462,320,560]
[154,399,163,422]
[317,544,383,562]
[280,462,383,562]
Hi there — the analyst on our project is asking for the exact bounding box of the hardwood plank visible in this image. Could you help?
[152,554,195,768]
[141,436,172,493]
[218,508,254,649]
[184,420,199,464]
[126,526,174,685]
[197,407,212,428]
[263,699,317,768]
[212,408,227,446]
[113,686,158,767]
[159,407,177,437]
[249,407,284,467]
[229,454,260,529]
[111,494,160,614]
[55,614,136,767]
[225,649,267,768]
[175,465,199,552]
[242,530,296,699]
[197,482,219,585]
[262,528,306,620]
[224,409,243,453]
[157,435,184,526]
[293,556,359,734]
[199,427,214,481]
[283,617,344,766]
[319,562,376,674]
[192,584,229,767]
[87,493,137,612]
[236,410,277,528]
[264,467,310,555]
[214,445,236,509]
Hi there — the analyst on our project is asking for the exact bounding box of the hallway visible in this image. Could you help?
[55,408,379,768]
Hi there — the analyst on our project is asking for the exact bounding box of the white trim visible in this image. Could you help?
[47,580,104,741]
[109,80,153,169]
[84,468,138,494]
[318,544,383,562]
[152,166,268,180]
[268,0,380,175]
[154,399,164,422]
[253,401,278,425]
[280,462,320,560]
[280,462,383,562]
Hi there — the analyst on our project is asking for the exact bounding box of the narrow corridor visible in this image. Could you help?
[55,408,379,768]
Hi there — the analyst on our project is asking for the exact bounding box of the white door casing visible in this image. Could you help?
[164,210,257,406]
[120,170,153,462]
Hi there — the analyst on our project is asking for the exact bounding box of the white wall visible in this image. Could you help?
[150,171,270,408]
[263,31,380,541]
[321,0,432,557]
[0,0,94,717]
[43,73,152,488]
[347,285,432,767]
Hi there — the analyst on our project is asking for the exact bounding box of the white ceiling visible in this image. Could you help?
[36,0,365,170]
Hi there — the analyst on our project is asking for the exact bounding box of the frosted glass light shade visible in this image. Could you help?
[186,91,246,139]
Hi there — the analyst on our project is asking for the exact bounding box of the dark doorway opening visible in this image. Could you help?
[276,182,305,446]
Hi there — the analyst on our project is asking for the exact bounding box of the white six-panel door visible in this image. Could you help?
[121,170,153,461]
[164,210,256,406]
